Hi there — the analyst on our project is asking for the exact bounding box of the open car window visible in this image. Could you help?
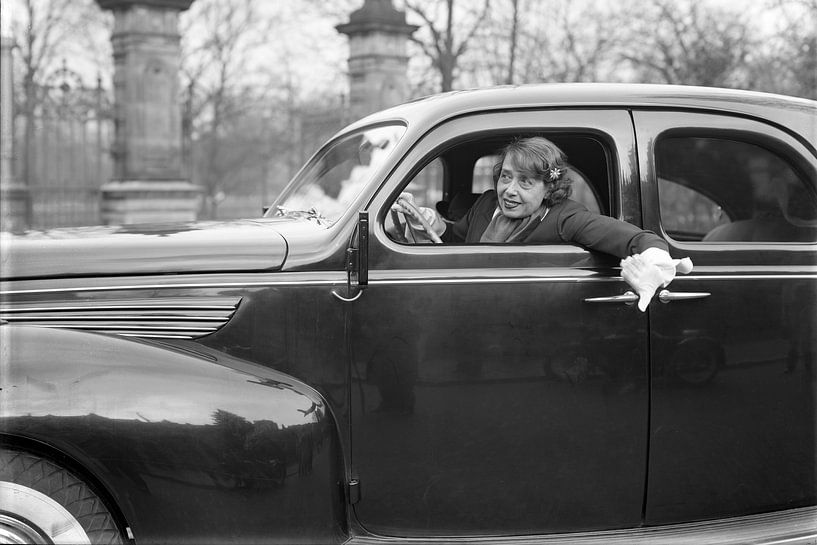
[386,133,608,244]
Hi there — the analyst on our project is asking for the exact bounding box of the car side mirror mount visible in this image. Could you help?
[335,211,368,302]
[357,211,369,287]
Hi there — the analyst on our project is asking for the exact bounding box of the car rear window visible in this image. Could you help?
[656,136,817,243]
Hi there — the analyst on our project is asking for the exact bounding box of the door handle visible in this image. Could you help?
[658,290,711,303]
[331,288,363,303]
[584,291,639,305]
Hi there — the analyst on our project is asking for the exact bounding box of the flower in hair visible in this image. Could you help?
[547,166,562,181]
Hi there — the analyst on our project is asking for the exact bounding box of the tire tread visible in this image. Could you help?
[0,449,123,544]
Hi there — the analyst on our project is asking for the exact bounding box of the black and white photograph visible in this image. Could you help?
[0,0,815,543]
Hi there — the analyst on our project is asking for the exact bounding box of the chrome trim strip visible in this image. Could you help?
[120,334,195,339]
[0,296,241,339]
[0,297,243,311]
[370,273,817,286]
[21,324,219,332]
[372,276,621,285]
[1,315,228,321]
[661,274,817,280]
[348,506,817,545]
[0,281,342,295]
[0,305,239,313]
[1,273,815,296]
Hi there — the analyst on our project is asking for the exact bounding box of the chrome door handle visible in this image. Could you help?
[331,288,363,303]
[658,289,711,303]
[584,291,639,305]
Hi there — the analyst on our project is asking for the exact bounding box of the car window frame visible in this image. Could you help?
[366,109,640,268]
[633,110,817,261]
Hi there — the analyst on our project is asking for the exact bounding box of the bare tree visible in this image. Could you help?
[180,0,276,218]
[469,0,627,87]
[403,0,492,92]
[302,0,360,19]
[619,0,755,87]
[519,0,626,84]
[505,0,520,84]
[754,0,817,98]
[460,0,518,87]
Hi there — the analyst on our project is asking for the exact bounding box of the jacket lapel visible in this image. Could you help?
[466,191,499,243]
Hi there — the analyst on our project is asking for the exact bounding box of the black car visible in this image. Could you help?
[1,83,815,544]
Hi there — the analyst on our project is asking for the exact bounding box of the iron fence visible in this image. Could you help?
[14,61,113,229]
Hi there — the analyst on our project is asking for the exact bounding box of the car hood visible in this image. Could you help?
[0,219,291,279]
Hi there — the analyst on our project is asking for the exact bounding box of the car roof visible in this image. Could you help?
[345,83,817,146]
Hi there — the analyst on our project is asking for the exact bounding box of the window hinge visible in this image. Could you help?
[348,479,361,505]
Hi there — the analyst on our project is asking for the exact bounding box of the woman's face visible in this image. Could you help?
[496,158,548,219]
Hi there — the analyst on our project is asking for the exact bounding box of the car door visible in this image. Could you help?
[634,111,817,524]
[348,110,650,537]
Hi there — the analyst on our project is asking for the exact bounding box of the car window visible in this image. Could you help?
[566,166,601,214]
[657,177,730,241]
[269,124,406,225]
[472,155,498,194]
[386,133,607,244]
[403,158,444,210]
[656,136,817,243]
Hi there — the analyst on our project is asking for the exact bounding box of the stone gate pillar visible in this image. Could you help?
[96,0,199,224]
[336,0,417,121]
[0,35,30,232]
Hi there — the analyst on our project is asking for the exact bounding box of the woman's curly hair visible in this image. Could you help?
[492,136,573,207]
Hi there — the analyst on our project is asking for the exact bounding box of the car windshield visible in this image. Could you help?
[267,124,406,226]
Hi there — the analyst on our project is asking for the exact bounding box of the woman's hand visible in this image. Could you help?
[621,248,693,311]
[391,192,446,243]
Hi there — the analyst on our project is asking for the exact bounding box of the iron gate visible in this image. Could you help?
[15,61,113,229]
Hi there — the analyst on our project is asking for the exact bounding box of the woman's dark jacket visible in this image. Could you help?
[446,190,668,257]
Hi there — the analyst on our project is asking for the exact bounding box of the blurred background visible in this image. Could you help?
[0,0,814,230]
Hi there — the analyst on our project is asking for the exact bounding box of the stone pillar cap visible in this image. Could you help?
[337,0,418,36]
[96,0,195,11]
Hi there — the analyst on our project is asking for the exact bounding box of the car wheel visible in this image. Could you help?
[0,448,123,544]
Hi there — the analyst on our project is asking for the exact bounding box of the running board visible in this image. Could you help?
[346,506,816,545]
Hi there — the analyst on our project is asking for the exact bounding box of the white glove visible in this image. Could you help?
[391,192,446,240]
[621,247,693,312]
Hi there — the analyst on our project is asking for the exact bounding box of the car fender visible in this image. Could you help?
[0,325,347,544]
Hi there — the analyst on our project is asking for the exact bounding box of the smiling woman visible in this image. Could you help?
[495,137,568,217]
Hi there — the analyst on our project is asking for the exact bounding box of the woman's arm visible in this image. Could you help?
[557,204,692,310]
[557,204,668,257]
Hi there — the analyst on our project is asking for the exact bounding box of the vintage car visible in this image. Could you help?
[1,83,815,544]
